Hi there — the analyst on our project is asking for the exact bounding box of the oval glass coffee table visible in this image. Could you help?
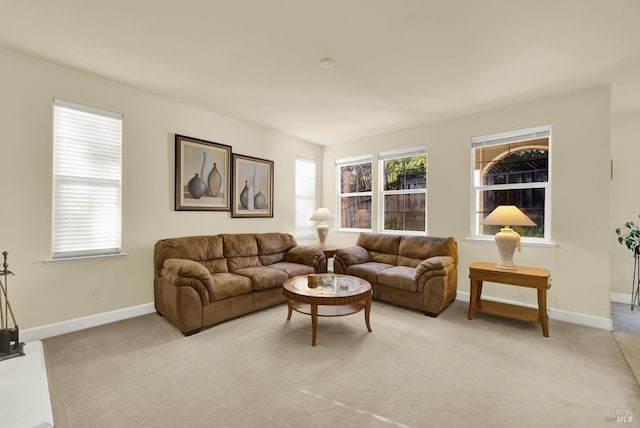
[282,274,372,346]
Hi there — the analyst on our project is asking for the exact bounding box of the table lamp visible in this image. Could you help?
[483,205,536,270]
[310,208,336,248]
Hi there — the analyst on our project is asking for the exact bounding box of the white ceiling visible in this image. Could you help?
[1,1,640,144]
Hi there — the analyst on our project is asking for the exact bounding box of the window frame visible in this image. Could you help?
[378,146,427,234]
[336,155,373,232]
[50,99,124,262]
[470,124,552,245]
[294,157,317,240]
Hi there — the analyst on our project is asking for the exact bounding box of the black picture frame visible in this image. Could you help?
[175,134,232,211]
[231,153,274,218]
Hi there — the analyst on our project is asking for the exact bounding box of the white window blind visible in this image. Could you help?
[471,125,550,149]
[52,99,123,259]
[378,145,426,160]
[295,157,316,239]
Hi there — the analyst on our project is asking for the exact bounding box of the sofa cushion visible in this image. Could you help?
[347,262,394,284]
[335,246,370,266]
[154,235,228,274]
[357,232,400,265]
[223,234,261,271]
[203,259,229,274]
[398,235,458,266]
[269,261,315,277]
[255,233,297,265]
[285,246,324,267]
[357,232,401,254]
[161,259,212,304]
[209,273,253,302]
[369,251,398,265]
[377,266,418,292]
[227,256,260,272]
[233,266,288,291]
[259,252,286,266]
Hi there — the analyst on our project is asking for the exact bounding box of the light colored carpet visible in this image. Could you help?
[615,332,640,386]
[43,301,640,428]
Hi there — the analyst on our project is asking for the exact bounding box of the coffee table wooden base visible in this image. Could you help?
[286,299,373,346]
[282,274,373,346]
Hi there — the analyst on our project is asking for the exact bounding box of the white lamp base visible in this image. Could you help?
[494,227,521,270]
[316,223,329,248]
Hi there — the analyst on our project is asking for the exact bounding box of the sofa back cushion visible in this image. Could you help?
[397,235,458,268]
[154,235,227,275]
[222,234,260,271]
[357,232,400,265]
[255,233,297,265]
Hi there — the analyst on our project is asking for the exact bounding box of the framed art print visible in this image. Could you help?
[232,154,273,218]
[175,134,232,211]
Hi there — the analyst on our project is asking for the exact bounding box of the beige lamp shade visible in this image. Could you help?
[483,205,536,227]
[310,208,336,248]
[309,208,336,222]
[483,205,536,270]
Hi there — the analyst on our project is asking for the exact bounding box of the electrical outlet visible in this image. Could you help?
[90,289,99,300]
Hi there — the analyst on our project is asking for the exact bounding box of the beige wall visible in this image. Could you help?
[0,43,618,329]
[0,47,321,329]
[611,110,640,294]
[323,86,612,319]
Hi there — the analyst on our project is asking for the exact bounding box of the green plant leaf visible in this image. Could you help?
[616,217,640,253]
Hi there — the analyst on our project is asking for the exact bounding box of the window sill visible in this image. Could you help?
[337,229,431,238]
[465,236,557,248]
[45,252,128,264]
[336,228,372,233]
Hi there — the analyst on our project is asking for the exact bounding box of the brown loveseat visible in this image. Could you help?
[154,233,326,335]
[334,232,458,316]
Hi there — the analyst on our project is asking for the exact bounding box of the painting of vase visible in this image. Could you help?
[232,153,273,218]
[208,163,222,197]
[200,152,213,194]
[254,190,266,209]
[175,134,232,211]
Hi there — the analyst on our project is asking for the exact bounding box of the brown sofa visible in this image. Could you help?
[154,233,326,335]
[334,232,458,316]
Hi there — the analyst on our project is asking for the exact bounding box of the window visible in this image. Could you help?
[294,157,316,239]
[52,99,123,259]
[337,156,372,230]
[379,146,427,232]
[472,125,551,242]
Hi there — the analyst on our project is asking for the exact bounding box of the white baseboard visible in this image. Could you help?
[611,292,633,304]
[20,292,618,342]
[21,302,156,342]
[457,291,613,331]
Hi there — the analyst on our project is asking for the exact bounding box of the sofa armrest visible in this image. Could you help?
[285,246,327,272]
[161,258,213,305]
[334,246,371,273]
[415,256,456,289]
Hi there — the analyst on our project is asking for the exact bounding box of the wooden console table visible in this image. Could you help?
[467,262,551,337]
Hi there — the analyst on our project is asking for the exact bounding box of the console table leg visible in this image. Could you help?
[538,288,549,337]
[468,279,482,319]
